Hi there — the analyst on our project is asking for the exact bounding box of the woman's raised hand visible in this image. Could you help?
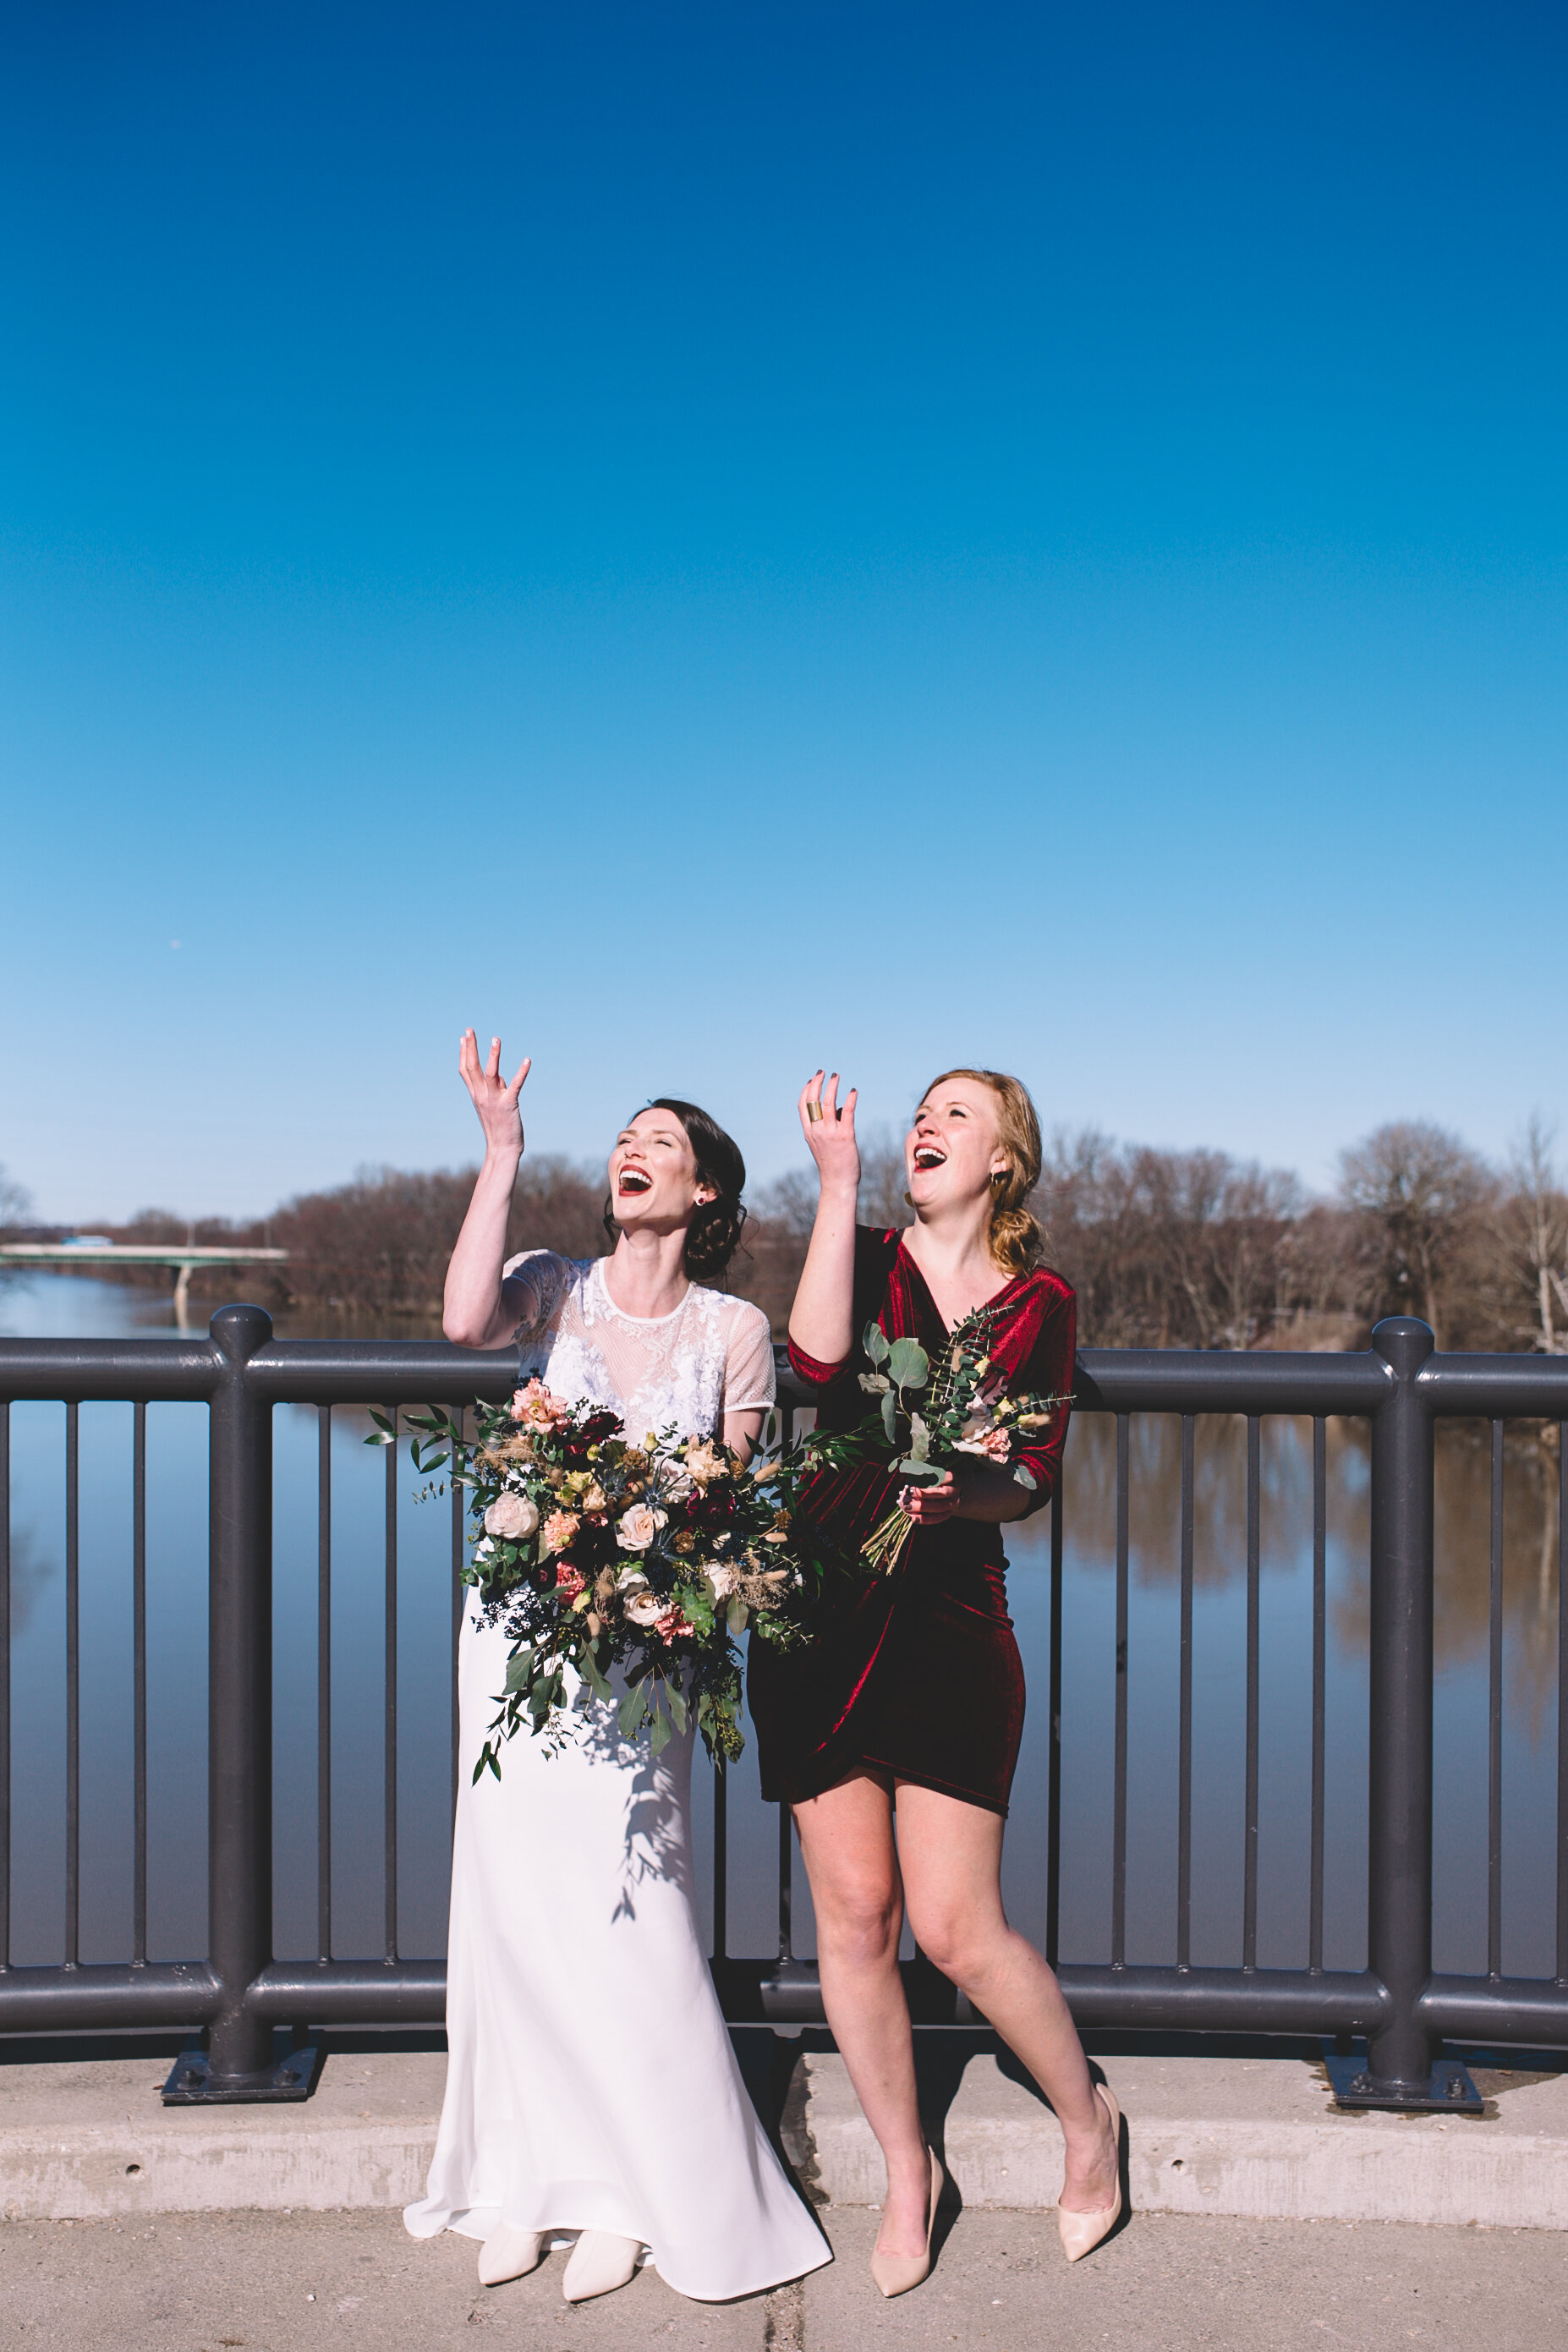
[458,1028,532,1160]
[799,1070,860,1197]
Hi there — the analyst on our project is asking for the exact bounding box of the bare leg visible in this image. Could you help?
[792,1773,931,2259]
[895,1782,1118,2212]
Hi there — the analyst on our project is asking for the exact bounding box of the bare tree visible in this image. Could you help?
[1499,1117,1568,1354]
[1336,1121,1495,1350]
[0,1164,33,1231]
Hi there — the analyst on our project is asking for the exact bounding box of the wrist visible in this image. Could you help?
[480,1141,523,1179]
[815,1176,859,1210]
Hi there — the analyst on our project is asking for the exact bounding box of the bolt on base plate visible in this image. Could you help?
[1323,2042,1483,2115]
[162,2037,322,2105]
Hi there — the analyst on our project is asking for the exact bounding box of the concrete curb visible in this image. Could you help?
[3,2046,1567,2232]
[805,2052,1568,2232]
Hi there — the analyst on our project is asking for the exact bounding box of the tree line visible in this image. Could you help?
[6,1116,1565,1354]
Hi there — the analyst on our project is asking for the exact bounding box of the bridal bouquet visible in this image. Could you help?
[794,1308,1070,1576]
[370,1381,813,1777]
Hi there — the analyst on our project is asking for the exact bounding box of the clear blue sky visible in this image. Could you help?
[3,1,1564,1223]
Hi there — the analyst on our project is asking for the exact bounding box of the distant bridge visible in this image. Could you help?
[0,1243,289,1326]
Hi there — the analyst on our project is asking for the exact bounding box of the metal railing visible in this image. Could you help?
[1,1306,1565,2108]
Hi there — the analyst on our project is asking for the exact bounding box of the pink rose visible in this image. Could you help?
[616,1502,666,1552]
[483,1492,540,1540]
[555,1563,586,1599]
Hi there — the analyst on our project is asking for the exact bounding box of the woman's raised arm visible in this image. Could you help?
[443,1029,534,1349]
[786,1070,860,1372]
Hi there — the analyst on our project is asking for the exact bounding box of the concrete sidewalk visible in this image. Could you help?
[3,2037,1567,2231]
[4,2204,1567,2352]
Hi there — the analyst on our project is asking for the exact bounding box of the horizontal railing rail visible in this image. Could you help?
[1,1307,1564,2105]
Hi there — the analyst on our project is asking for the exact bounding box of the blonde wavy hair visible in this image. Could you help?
[918,1067,1044,1275]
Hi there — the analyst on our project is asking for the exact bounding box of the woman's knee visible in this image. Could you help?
[814,1882,903,1970]
[907,1902,1005,1987]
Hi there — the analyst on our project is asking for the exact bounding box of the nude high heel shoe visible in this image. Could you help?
[476,2224,544,2285]
[562,2229,642,2303]
[869,2147,944,2299]
[1057,2084,1122,2262]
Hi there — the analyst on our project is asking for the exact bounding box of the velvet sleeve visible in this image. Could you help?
[1004,1276,1076,1514]
[784,1226,903,1395]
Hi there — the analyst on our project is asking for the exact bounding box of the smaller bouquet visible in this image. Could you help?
[370,1380,813,1779]
[798,1308,1069,1576]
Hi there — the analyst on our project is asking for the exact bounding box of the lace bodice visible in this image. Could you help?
[500,1252,776,1442]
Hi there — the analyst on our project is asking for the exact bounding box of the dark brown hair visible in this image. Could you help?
[602,1098,748,1281]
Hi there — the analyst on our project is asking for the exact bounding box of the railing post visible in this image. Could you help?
[1364,1315,1436,2094]
[203,1304,277,2090]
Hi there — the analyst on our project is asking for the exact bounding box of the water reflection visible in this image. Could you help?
[2,1280,1560,1996]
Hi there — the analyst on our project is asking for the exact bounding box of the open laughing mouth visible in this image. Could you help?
[617,1168,653,1198]
[912,1143,946,1172]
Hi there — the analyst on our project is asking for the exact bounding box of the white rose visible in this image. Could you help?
[616,1502,666,1552]
[706,1563,740,1601]
[485,1492,540,1540]
[624,1589,667,1628]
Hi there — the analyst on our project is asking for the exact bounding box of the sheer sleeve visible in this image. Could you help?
[499,1249,571,1346]
[721,1299,778,1415]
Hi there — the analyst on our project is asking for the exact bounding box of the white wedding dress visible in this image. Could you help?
[404,1253,829,2300]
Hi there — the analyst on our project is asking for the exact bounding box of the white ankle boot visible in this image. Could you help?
[561,2230,641,2302]
[476,2223,544,2286]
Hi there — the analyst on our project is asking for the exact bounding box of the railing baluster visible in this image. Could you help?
[384,1405,398,1963]
[1045,1470,1064,1969]
[1242,1414,1260,1973]
[1308,1415,1326,1974]
[777,1800,792,1965]
[712,1757,728,1963]
[1176,1415,1194,1970]
[133,1401,147,1965]
[65,1401,79,1969]
[0,1400,9,1970]
[316,1404,332,1965]
[1489,1419,1505,1981]
[1111,1414,1129,1969]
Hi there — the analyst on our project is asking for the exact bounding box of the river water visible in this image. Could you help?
[2,1274,1561,1987]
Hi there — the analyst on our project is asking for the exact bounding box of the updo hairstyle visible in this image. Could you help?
[919,1066,1044,1276]
[602,1097,748,1283]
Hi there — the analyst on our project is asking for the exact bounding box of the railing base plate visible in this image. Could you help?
[162,2037,322,2105]
[1323,2042,1483,2115]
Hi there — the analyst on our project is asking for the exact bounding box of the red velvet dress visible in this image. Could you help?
[748,1227,1075,1817]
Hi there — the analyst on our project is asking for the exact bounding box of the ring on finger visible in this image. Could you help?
[805,1100,824,1122]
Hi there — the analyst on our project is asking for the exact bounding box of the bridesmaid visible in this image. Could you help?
[749,1066,1121,2296]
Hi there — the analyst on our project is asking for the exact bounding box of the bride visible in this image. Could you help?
[404,1031,830,2304]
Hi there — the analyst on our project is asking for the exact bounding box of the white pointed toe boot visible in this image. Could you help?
[562,2230,642,2302]
[476,2224,545,2286]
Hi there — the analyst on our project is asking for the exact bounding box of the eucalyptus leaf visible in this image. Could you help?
[1013,1464,1038,1490]
[649,1706,672,1757]
[864,1323,891,1365]
[897,1459,944,1483]
[667,1686,689,1735]
[617,1684,650,1738]
[887,1338,929,1390]
[502,1649,535,1693]
[726,1595,750,1636]
[880,1390,898,1444]
[909,1413,930,1461]
[580,1645,611,1701]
